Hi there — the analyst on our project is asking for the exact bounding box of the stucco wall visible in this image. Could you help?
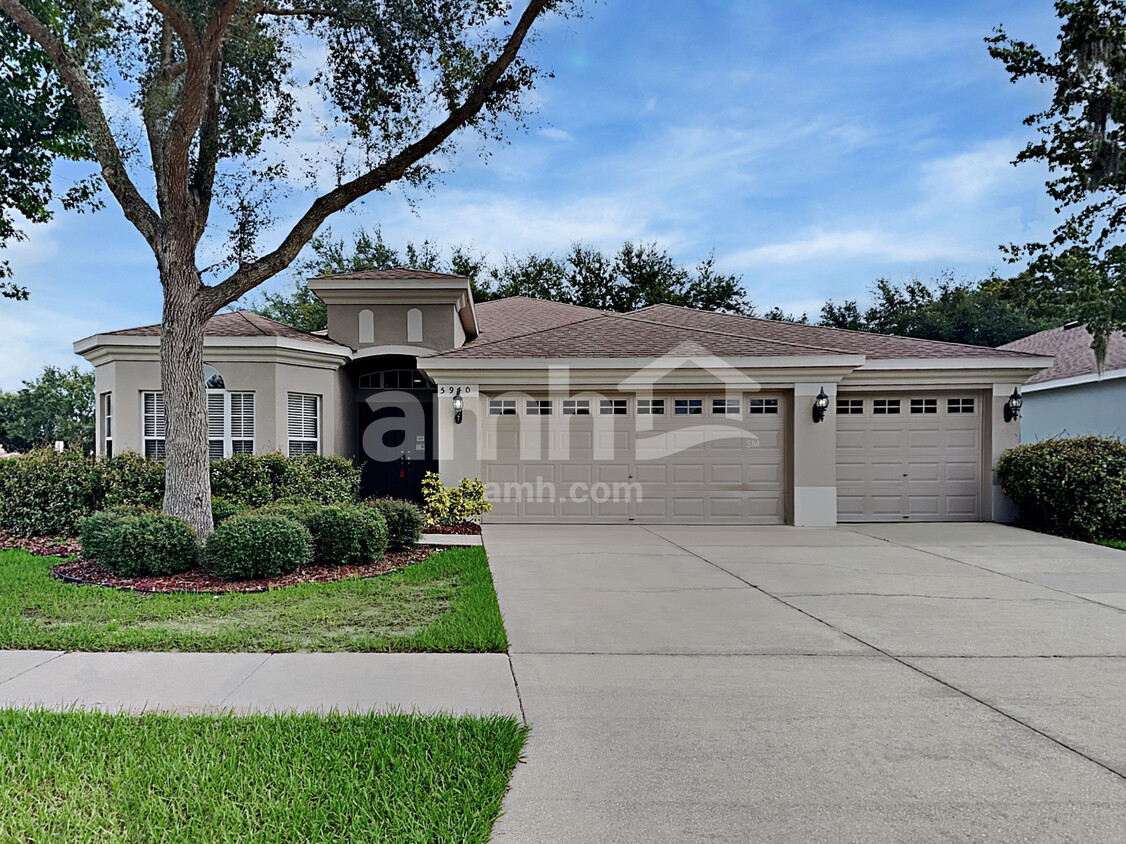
[93,354,344,458]
[327,303,458,352]
[1020,379,1126,442]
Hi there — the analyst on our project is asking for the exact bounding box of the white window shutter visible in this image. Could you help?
[207,393,226,439]
[231,393,254,439]
[143,392,166,438]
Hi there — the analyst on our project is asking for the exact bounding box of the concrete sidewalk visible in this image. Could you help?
[0,651,520,716]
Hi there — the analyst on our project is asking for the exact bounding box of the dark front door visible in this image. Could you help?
[358,389,436,501]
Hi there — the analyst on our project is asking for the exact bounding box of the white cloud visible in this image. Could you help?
[0,303,100,389]
[538,127,574,142]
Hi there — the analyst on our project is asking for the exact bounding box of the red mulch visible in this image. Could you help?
[50,545,437,594]
[424,522,482,535]
[0,531,80,557]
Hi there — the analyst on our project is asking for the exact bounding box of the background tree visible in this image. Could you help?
[250,235,753,328]
[819,273,1055,346]
[0,0,577,535]
[988,1,1126,363]
[0,365,94,454]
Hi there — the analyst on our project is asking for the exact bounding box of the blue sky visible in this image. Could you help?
[0,0,1062,388]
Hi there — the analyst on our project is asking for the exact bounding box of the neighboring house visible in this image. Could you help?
[75,269,1050,526]
[999,324,1126,443]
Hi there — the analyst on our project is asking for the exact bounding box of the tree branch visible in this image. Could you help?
[0,0,163,245]
[202,0,556,312]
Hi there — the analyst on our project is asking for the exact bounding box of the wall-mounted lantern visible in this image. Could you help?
[1003,387,1023,423]
[452,388,464,425]
[812,387,829,424]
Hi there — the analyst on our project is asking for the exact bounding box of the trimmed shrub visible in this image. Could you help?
[101,452,165,509]
[209,453,360,507]
[258,502,387,565]
[80,508,198,577]
[997,436,1126,541]
[367,499,423,548]
[203,513,312,580]
[0,448,103,537]
[210,496,245,526]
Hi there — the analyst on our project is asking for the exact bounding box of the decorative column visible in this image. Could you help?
[791,382,838,526]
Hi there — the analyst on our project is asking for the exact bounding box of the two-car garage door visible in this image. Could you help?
[836,392,984,521]
[482,393,786,523]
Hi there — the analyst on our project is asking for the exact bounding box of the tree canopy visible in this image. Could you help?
[249,228,752,331]
[988,0,1126,362]
[0,364,94,454]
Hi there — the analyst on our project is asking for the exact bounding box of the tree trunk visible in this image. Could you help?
[159,256,214,539]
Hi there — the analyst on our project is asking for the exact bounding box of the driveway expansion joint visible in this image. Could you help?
[217,653,273,707]
[0,650,66,688]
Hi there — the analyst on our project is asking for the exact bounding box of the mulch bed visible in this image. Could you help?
[0,531,80,558]
[424,522,482,535]
[50,545,437,594]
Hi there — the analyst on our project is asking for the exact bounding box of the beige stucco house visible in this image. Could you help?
[75,269,1051,526]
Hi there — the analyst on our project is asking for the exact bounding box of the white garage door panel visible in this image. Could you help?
[836,392,983,522]
[483,392,786,524]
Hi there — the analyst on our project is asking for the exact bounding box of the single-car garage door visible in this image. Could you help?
[482,392,786,523]
[836,392,984,521]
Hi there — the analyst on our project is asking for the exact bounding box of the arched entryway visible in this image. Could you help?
[350,355,437,501]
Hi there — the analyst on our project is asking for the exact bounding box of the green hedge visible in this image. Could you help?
[367,499,423,548]
[0,450,361,537]
[259,502,387,566]
[997,436,1126,541]
[79,508,198,577]
[203,513,313,580]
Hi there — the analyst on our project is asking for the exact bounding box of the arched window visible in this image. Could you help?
[358,309,375,345]
[203,363,225,389]
[407,308,423,343]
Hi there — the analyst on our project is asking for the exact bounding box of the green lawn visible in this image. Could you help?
[1100,539,1126,551]
[0,546,508,652]
[0,708,527,843]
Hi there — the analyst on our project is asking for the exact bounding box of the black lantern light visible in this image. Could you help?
[812,387,829,424]
[452,388,464,425]
[1003,387,1023,423]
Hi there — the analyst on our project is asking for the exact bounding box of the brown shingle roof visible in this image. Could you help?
[473,297,606,342]
[1000,324,1126,384]
[431,299,1045,361]
[631,304,1038,360]
[105,311,346,347]
[310,267,468,281]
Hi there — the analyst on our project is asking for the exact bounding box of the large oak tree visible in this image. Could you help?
[0,0,576,535]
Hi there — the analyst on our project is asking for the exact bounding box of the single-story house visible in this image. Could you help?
[999,324,1126,443]
[75,269,1051,526]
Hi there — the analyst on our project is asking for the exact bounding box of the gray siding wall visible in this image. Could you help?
[1020,379,1126,442]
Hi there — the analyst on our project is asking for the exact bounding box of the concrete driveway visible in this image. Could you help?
[485,523,1126,843]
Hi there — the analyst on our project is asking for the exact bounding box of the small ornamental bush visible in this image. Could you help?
[203,513,312,580]
[367,499,423,548]
[0,448,103,537]
[258,502,387,565]
[101,452,165,509]
[421,472,492,527]
[80,509,198,577]
[210,496,246,526]
[354,506,389,563]
[997,436,1126,541]
[210,454,360,508]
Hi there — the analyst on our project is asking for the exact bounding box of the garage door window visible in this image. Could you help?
[749,398,779,415]
[526,400,553,415]
[910,398,937,414]
[600,399,628,415]
[712,398,740,415]
[489,399,517,416]
[674,399,703,415]
[948,398,975,414]
[836,398,863,415]
[637,398,665,415]
[563,399,591,415]
[873,399,901,415]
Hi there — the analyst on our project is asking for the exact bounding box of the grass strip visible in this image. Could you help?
[0,546,507,653]
[0,708,527,843]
